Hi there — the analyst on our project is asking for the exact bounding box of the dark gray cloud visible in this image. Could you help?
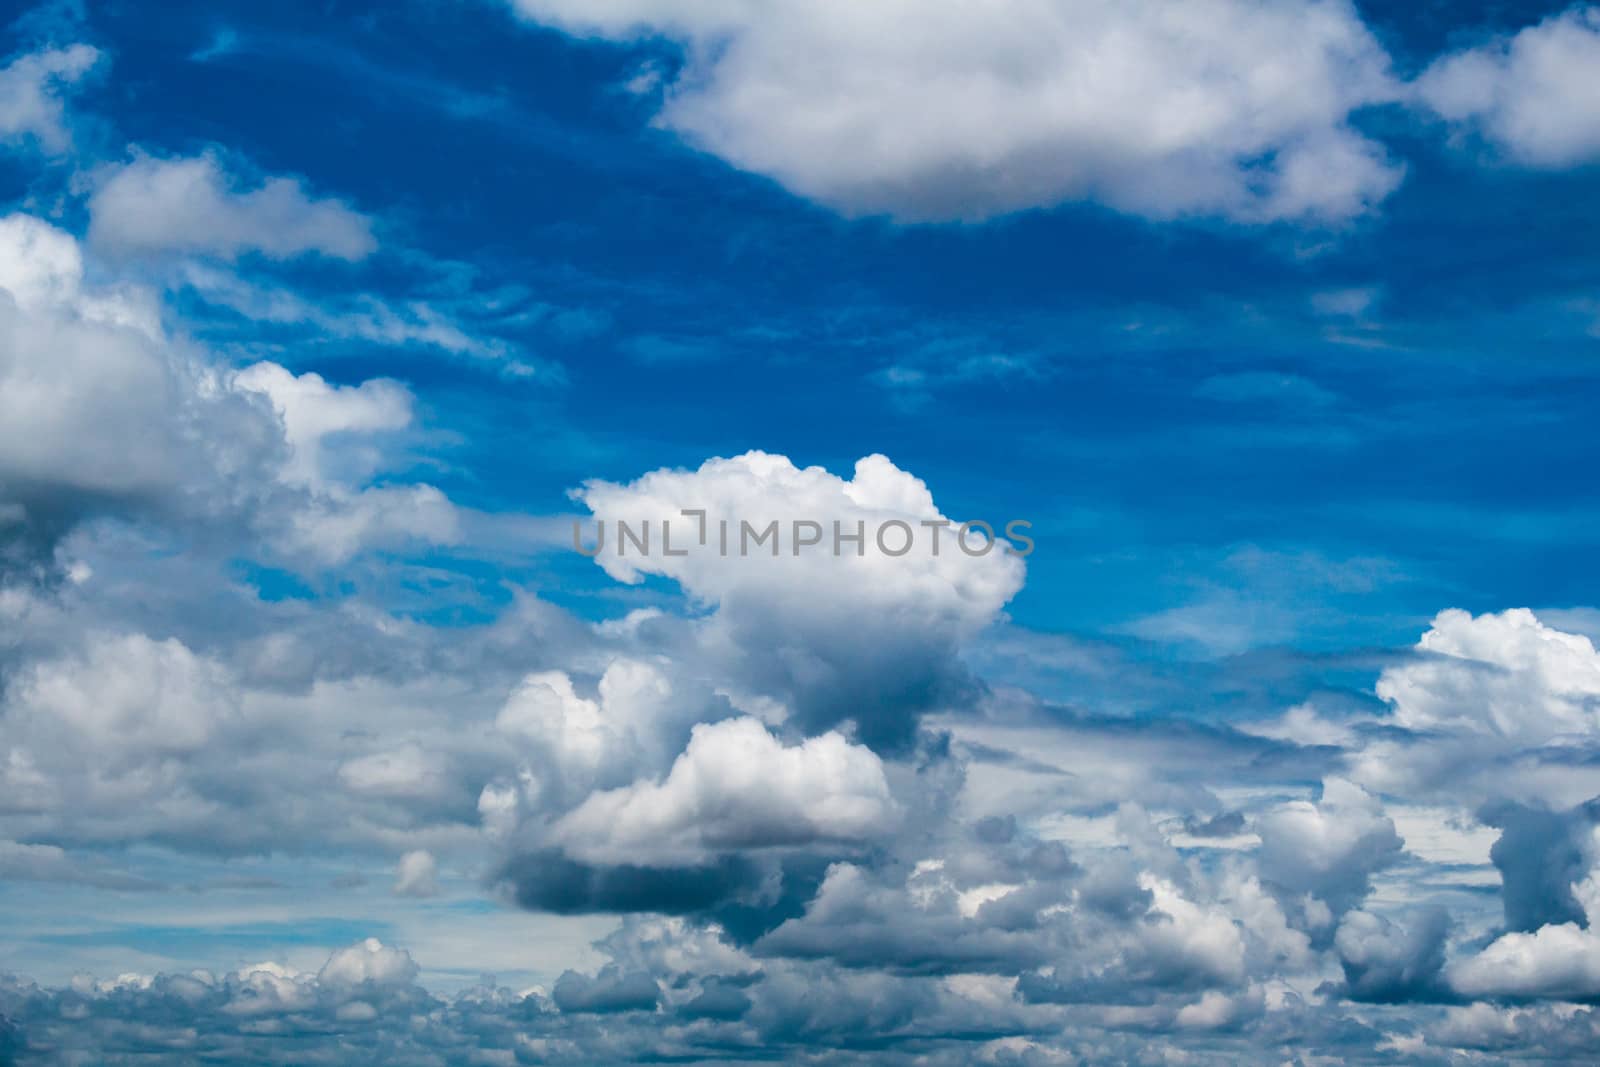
[551,966,660,1014]
[1333,907,1454,1004]
[497,848,763,916]
[1484,799,1600,932]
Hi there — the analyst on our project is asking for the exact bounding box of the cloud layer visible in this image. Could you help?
[5,8,1600,1065]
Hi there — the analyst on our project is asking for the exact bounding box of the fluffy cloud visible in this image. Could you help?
[88,153,377,261]
[0,212,455,574]
[0,44,99,153]
[509,0,1403,224]
[12,631,234,753]
[232,363,413,489]
[231,362,460,563]
[1486,800,1600,932]
[393,849,440,898]
[1378,608,1600,742]
[551,965,660,1013]
[576,451,1025,749]
[0,212,250,570]
[756,859,1064,976]
[552,716,895,866]
[318,937,422,992]
[488,658,896,917]
[1255,777,1404,919]
[1346,609,1600,810]
[1417,6,1600,168]
[1451,869,1600,1000]
[493,659,690,805]
[1333,908,1451,1003]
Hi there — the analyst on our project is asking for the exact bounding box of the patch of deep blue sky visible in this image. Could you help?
[10,0,1600,657]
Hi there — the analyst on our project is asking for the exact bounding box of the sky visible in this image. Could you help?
[3,0,1600,1062]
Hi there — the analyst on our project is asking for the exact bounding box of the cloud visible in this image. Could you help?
[0,939,438,1061]
[1483,800,1600,932]
[13,631,235,753]
[340,744,453,801]
[176,262,547,375]
[508,0,1403,225]
[0,212,241,570]
[1343,609,1600,810]
[755,860,1062,976]
[552,716,895,866]
[1451,869,1600,1000]
[1333,907,1451,1003]
[7,8,1600,1060]
[88,153,376,261]
[317,937,421,992]
[232,363,413,490]
[551,965,660,1013]
[492,659,690,807]
[1429,1002,1600,1057]
[1417,6,1600,168]
[1254,777,1403,919]
[229,362,460,561]
[0,839,161,891]
[1377,608,1600,742]
[575,451,1025,750]
[0,212,453,575]
[487,664,895,919]
[392,849,439,897]
[0,44,99,153]
[496,848,764,916]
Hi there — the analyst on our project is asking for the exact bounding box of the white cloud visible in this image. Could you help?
[232,362,413,489]
[1377,608,1600,742]
[553,716,895,865]
[316,937,421,992]
[339,744,452,800]
[510,0,1403,224]
[0,213,453,571]
[1137,873,1249,987]
[1329,609,1600,809]
[1239,702,1359,748]
[88,153,376,261]
[1254,777,1403,915]
[177,262,530,367]
[14,632,235,753]
[279,484,461,565]
[228,362,462,563]
[576,451,1022,614]
[494,659,684,804]
[575,451,1024,748]
[0,213,214,513]
[393,849,440,897]
[1451,868,1600,999]
[1417,6,1600,168]
[0,44,99,153]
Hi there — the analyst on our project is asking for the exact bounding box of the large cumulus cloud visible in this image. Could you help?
[0,215,468,585]
[574,451,1025,751]
[509,0,1404,225]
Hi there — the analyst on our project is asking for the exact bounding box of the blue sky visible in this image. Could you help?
[4,0,1600,1063]
[46,0,1600,649]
